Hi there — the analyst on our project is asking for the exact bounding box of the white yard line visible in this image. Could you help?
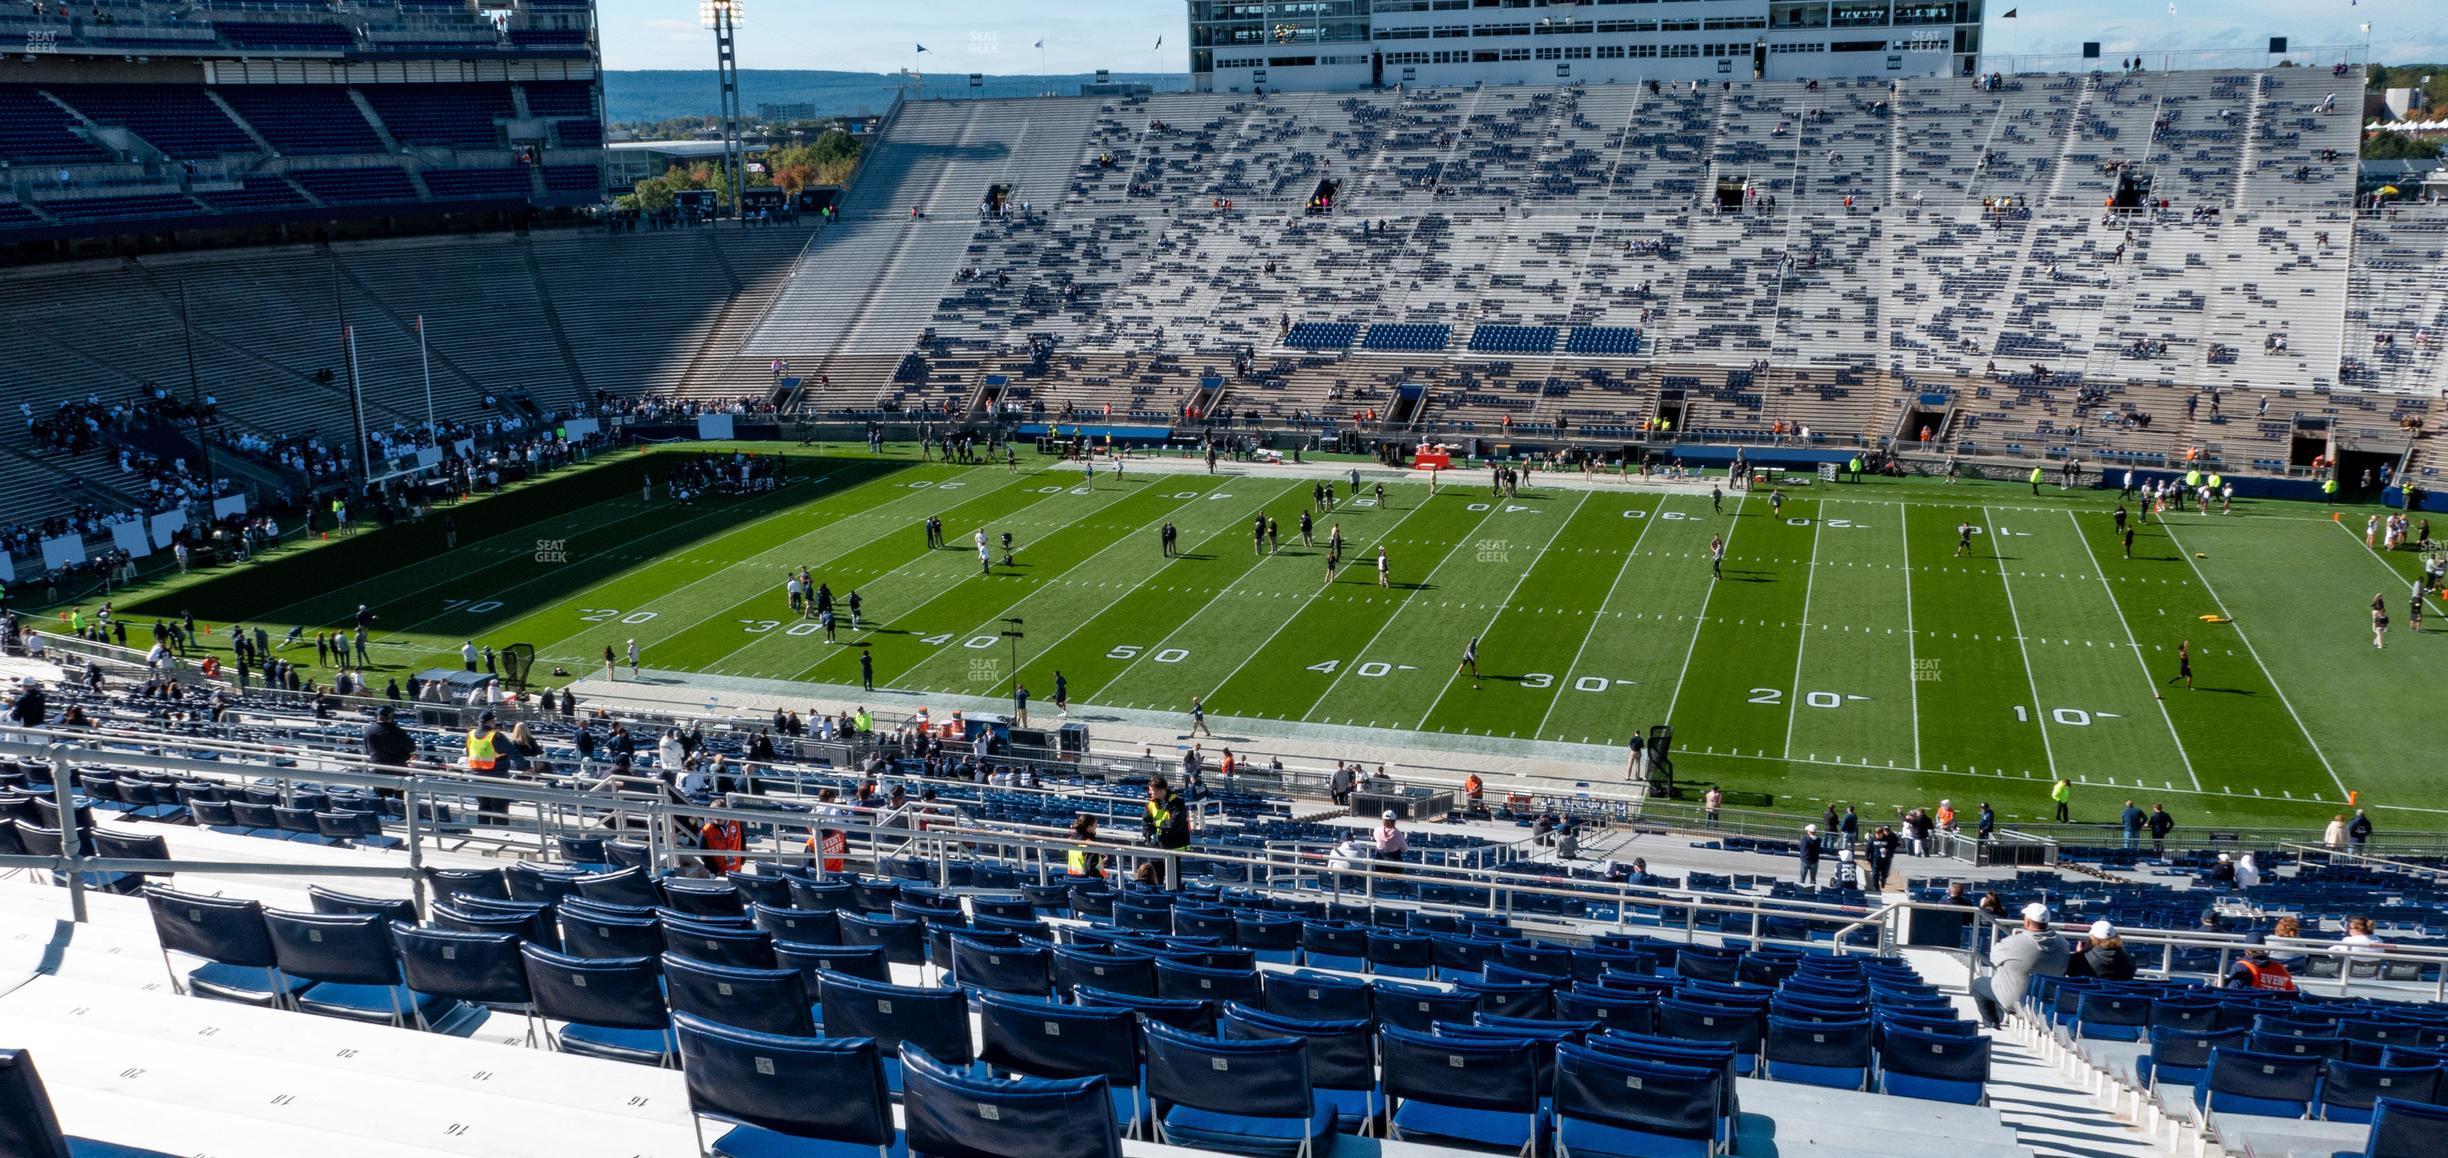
[1980,505,2059,779]
[1532,492,1669,741]
[2330,517,2448,616]
[1296,498,1508,719]
[573,468,1069,672]
[1897,501,1923,769]
[1678,748,2448,819]
[1413,490,1590,729]
[1191,486,1432,706]
[2067,510,2201,790]
[1102,484,1432,699]
[1662,491,1747,722]
[881,476,1256,686]
[997,482,1310,694]
[1778,498,1828,759]
[2158,518,2351,800]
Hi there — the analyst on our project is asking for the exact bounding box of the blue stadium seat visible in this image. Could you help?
[391,923,532,1036]
[788,878,855,912]
[951,936,1050,997]
[2192,1047,2323,1118]
[2074,992,2154,1041]
[1366,930,1434,980]
[1050,945,1157,998]
[1556,984,1660,1034]
[752,904,845,945]
[1144,1019,1335,1157]
[574,867,659,908]
[839,911,928,966]
[1876,1023,1991,1104]
[818,970,975,1091]
[143,886,309,1007]
[671,1012,896,1157]
[265,910,460,1028]
[2317,1061,2442,1124]
[661,915,777,970]
[558,907,662,960]
[1762,1014,1873,1090]
[1371,980,1480,1034]
[903,1043,1122,1158]
[1381,1024,1548,1151]
[2136,1025,2245,1090]
[1554,1041,1723,1158]
[1221,1002,1380,1125]
[660,877,748,917]
[520,945,676,1066]
[1153,959,1263,1008]
[1261,970,1373,1022]
[977,991,1145,1132]
[424,867,509,903]
[661,952,816,1037]
[2366,1097,2448,1158]
[774,941,891,989]
[1071,985,1216,1035]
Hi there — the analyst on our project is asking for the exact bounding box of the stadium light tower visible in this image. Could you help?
[701,0,746,219]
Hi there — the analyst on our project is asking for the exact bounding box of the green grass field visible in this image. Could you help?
[113,445,2447,833]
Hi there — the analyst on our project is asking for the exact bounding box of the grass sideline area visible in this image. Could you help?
[94,441,2447,834]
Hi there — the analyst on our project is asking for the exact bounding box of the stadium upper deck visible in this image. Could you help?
[0,0,603,243]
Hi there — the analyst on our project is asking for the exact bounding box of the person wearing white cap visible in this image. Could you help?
[1374,810,1408,869]
[1797,823,1823,886]
[1970,901,2069,1029]
[2069,920,2137,980]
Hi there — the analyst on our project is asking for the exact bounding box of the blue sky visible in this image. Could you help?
[594,1,2448,73]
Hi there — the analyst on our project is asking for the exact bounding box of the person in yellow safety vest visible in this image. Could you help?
[2184,469,2201,490]
[1066,814,1105,880]
[2050,777,2073,823]
[2030,466,2043,495]
[854,707,872,735]
[2322,477,2338,503]
[465,714,501,772]
[1143,778,1190,851]
[69,608,84,635]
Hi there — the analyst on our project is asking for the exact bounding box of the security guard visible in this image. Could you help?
[1143,778,1190,852]
[464,711,508,826]
[1066,814,1105,880]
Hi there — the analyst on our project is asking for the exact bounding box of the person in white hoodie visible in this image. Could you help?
[2235,852,2263,890]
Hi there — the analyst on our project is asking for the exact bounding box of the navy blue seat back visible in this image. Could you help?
[1142,1018,1315,1119]
[506,861,587,904]
[903,1043,1122,1158]
[1454,975,1555,1020]
[819,970,975,1064]
[1372,980,1482,1033]
[773,941,891,986]
[671,1013,893,1148]
[726,871,794,910]
[951,936,1051,997]
[838,910,928,965]
[1556,1041,1721,1150]
[424,867,509,902]
[2317,1061,2442,1122]
[574,867,659,908]
[978,991,1142,1085]
[2367,1097,2448,1158]
[520,945,668,1030]
[304,886,418,927]
[264,910,400,986]
[2198,1047,2324,1116]
[1220,1002,1375,1093]
[558,909,663,960]
[1153,959,1263,1007]
[660,917,777,970]
[1557,984,1659,1034]
[1261,970,1373,1021]
[787,878,854,911]
[1380,1023,1543,1112]
[751,904,844,945]
[1071,985,1217,1034]
[660,877,746,917]
[0,1049,71,1158]
[146,886,275,966]
[661,953,815,1036]
[393,924,531,1008]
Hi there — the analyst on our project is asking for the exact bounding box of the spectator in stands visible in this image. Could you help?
[1142,777,1190,855]
[2120,800,2145,850]
[7,676,46,738]
[1797,824,1822,886]
[2224,931,2296,991]
[1374,810,1407,872]
[2234,852,2263,890]
[2347,809,2373,854]
[2322,813,2347,850]
[2146,804,2174,854]
[1971,903,2069,1030]
[361,705,415,775]
[1865,827,1899,890]
[2066,921,2137,981]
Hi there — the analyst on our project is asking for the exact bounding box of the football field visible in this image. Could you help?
[123,446,2447,832]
